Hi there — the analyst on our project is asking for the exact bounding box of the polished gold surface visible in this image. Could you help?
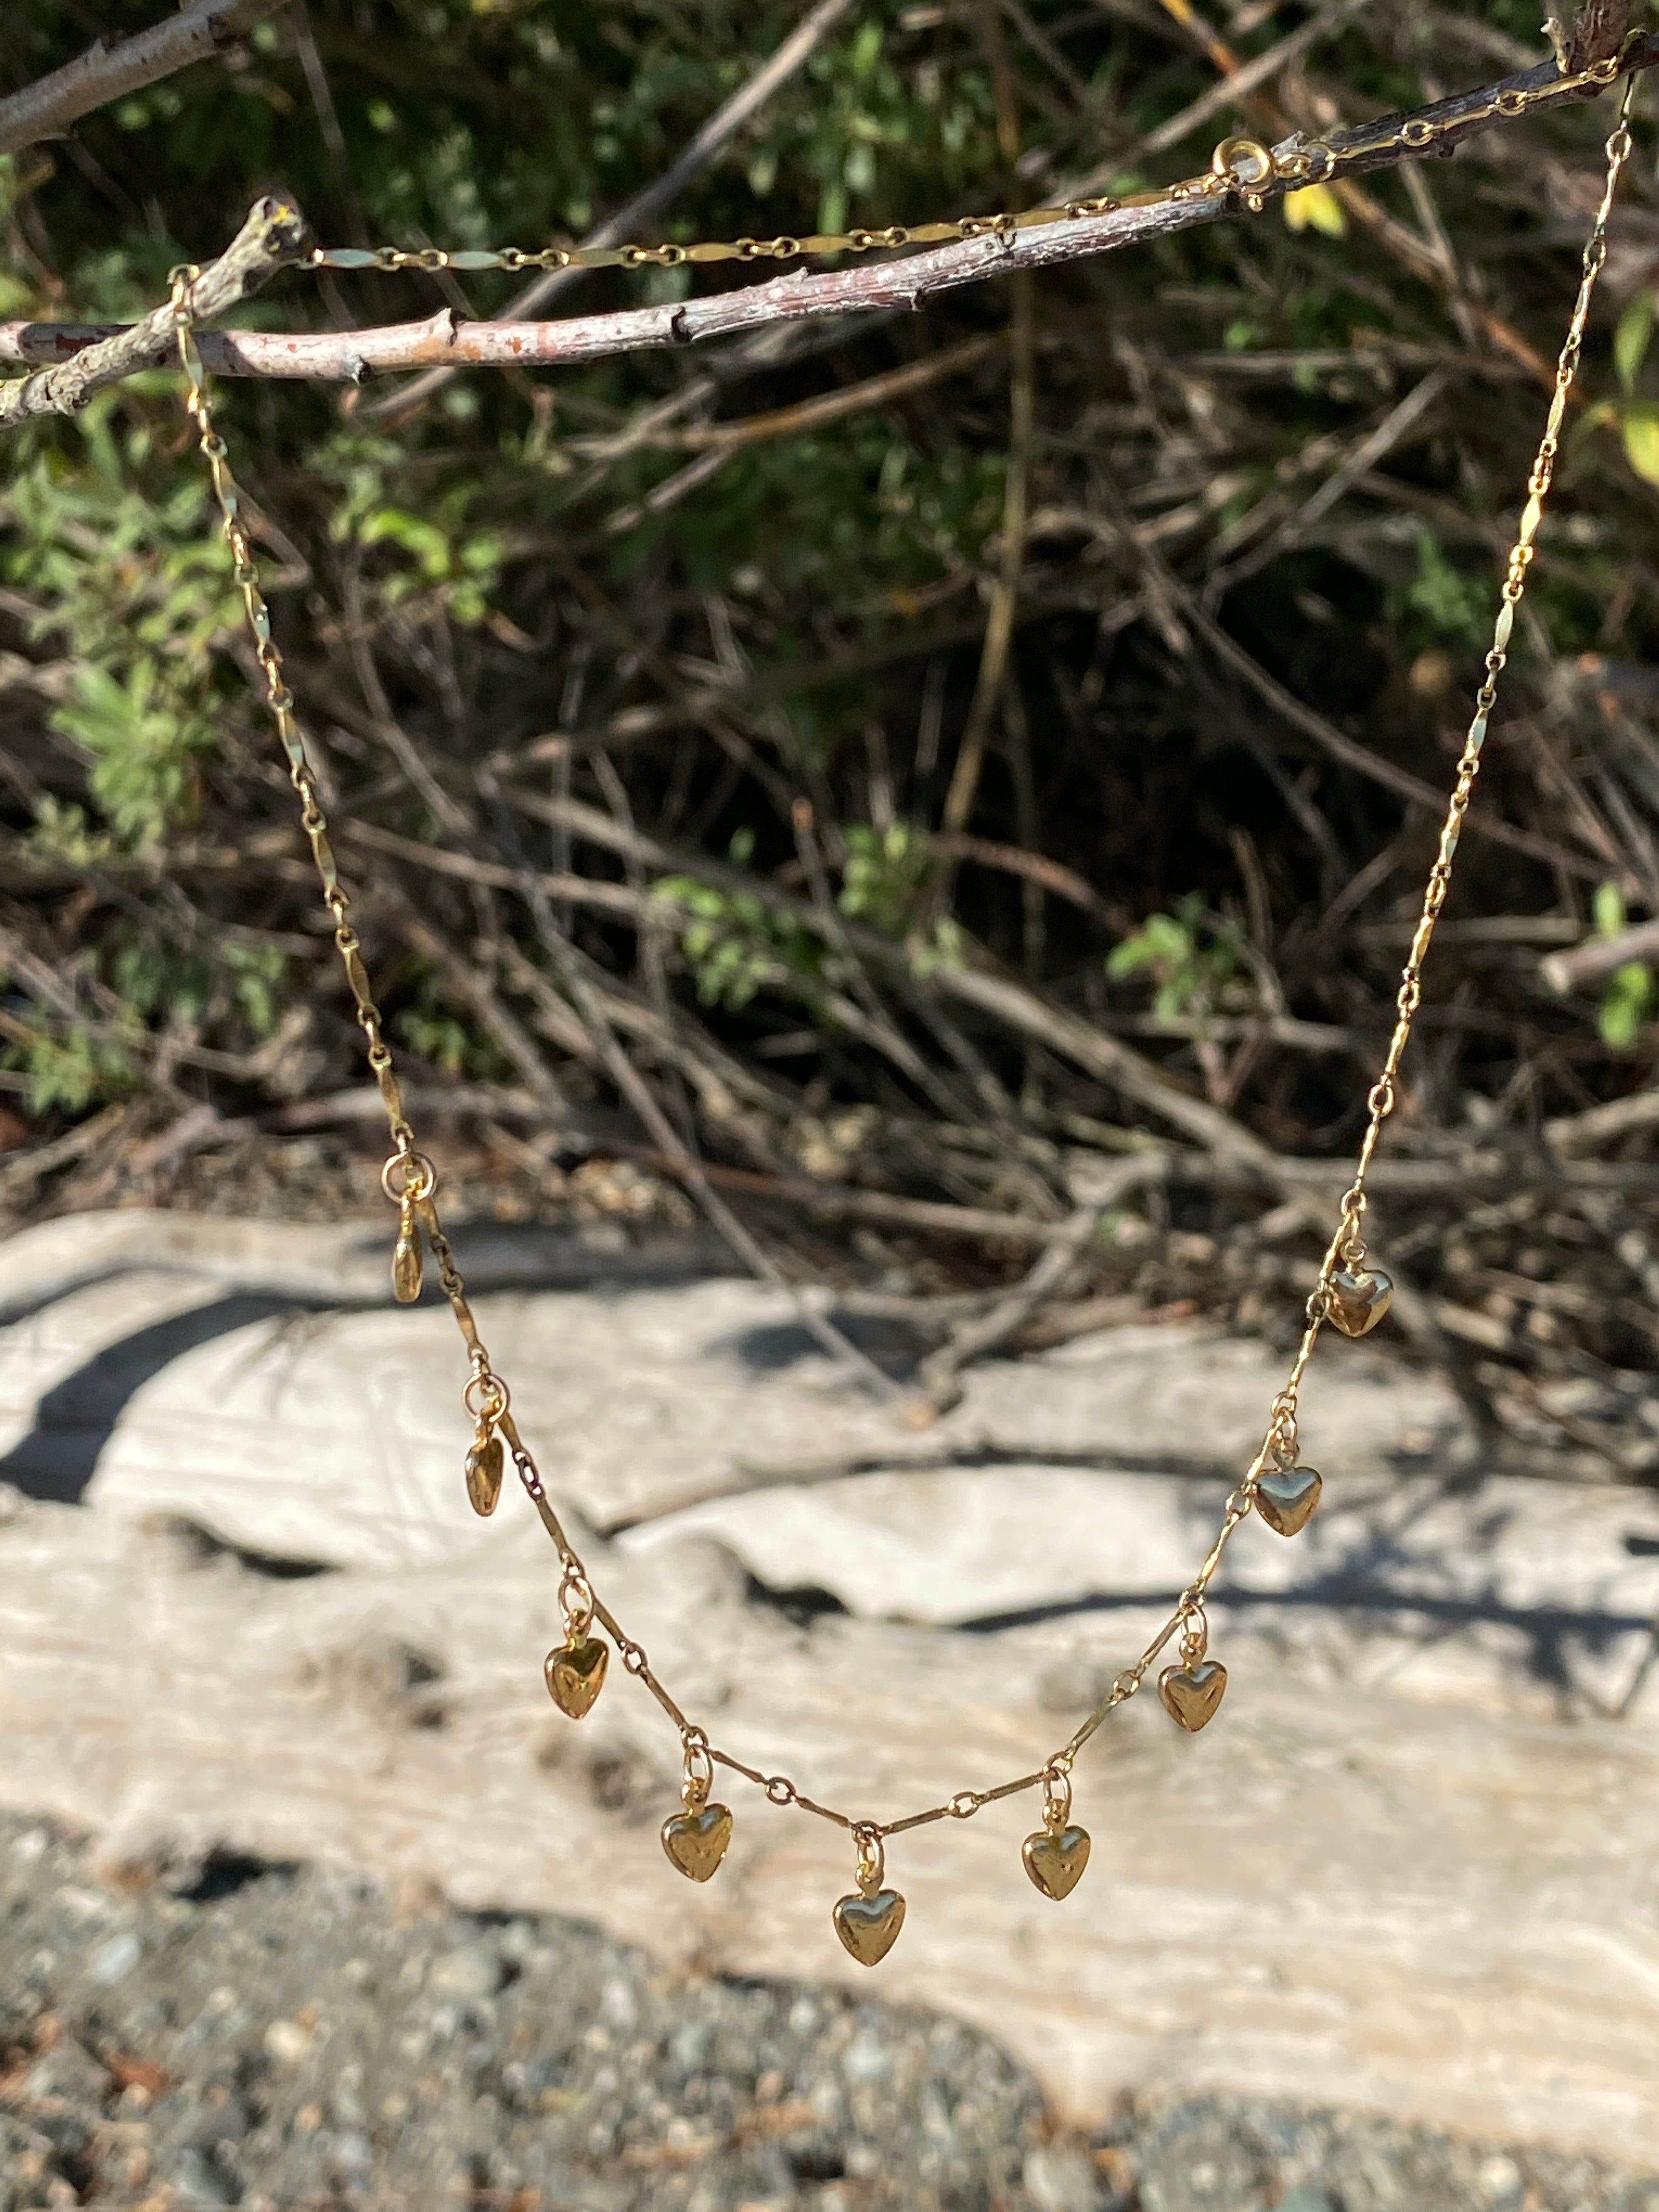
[661,1801,733,1882]
[833,1887,906,1966]
[1327,1265,1395,1339]
[1159,1658,1228,1733]
[465,1430,504,1518]
[391,1211,423,1305]
[1022,1822,1091,1901]
[1254,1465,1324,1538]
[544,1635,608,1720]
[168,76,1636,1937]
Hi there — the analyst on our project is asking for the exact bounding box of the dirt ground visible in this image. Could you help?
[4,1814,1657,2212]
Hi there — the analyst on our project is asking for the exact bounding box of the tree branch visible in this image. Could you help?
[0,0,286,157]
[357,0,862,425]
[0,195,309,428]
[1,39,1650,419]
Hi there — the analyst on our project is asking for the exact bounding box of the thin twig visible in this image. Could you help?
[917,1159,1163,1408]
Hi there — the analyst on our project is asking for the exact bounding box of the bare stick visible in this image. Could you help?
[0,195,307,428]
[1541,916,1659,993]
[0,0,285,157]
[357,0,861,424]
[4,43,1654,414]
[917,1160,1164,1408]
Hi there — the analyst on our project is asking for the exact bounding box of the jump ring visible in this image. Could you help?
[464,1370,510,1422]
[380,1150,436,1203]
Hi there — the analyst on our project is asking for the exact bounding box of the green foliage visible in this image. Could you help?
[1107,896,1245,1024]
[838,820,932,936]
[1599,960,1653,1050]
[10,1023,135,1116]
[327,435,505,623]
[0,0,1651,1171]
[1401,532,1491,653]
[223,944,290,1041]
[1592,883,1654,1051]
[1615,293,1656,396]
[654,839,825,1012]
[49,661,215,849]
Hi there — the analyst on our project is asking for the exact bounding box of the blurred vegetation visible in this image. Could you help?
[1,0,1658,1449]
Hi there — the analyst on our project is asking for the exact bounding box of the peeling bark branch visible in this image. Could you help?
[0,0,285,157]
[0,196,309,428]
[1,41,1652,417]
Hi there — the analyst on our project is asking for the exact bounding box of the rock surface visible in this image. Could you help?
[3,1210,1659,2166]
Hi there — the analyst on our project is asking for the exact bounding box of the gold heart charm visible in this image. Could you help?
[1021,1823,1091,1901]
[833,1887,906,1967]
[1159,1657,1228,1733]
[1255,1464,1323,1537]
[1328,1263,1393,1338]
[465,1432,504,1517]
[661,1801,733,1882]
[544,1634,608,1719]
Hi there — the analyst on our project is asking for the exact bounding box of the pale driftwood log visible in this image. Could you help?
[0,0,285,157]
[4,1210,1659,2153]
[0,196,307,429]
[2,43,1655,416]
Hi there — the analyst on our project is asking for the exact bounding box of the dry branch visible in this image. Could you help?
[0,0,285,156]
[358,0,862,425]
[2,41,1654,416]
[0,196,307,429]
[1541,917,1659,992]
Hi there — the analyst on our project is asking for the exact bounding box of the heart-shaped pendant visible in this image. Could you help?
[1021,1822,1091,1901]
[465,1432,504,1517]
[1327,1263,1393,1338]
[544,1634,608,1719]
[833,1887,906,1967]
[661,1801,733,1882]
[1255,1464,1323,1538]
[1158,1657,1228,1733]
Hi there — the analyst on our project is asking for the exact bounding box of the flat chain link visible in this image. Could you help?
[308,54,1623,283]
[171,65,1632,1856]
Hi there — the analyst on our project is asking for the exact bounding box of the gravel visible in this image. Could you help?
[3,1815,1656,2212]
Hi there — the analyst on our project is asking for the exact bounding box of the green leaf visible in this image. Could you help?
[1599,961,1653,1051]
[1616,294,1656,397]
[1594,881,1627,938]
[1621,403,1659,488]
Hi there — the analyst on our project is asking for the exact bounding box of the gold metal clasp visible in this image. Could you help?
[1210,136,1275,210]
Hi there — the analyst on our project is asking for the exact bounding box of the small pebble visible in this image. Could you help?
[1024,2141,1101,2212]
[86,1929,142,1985]
[425,1940,500,2001]
[261,2018,312,2064]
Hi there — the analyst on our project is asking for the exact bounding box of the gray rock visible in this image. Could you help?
[426,1940,501,2001]
[86,1929,142,1985]
[1024,2141,1102,2212]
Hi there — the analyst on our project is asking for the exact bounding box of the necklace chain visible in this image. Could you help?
[307,52,1622,279]
[166,74,1633,1897]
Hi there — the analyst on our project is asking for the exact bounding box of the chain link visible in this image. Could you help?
[170,65,1633,1857]
[308,54,1623,286]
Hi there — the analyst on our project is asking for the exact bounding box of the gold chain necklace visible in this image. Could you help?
[303,52,1623,276]
[163,80,1633,1971]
